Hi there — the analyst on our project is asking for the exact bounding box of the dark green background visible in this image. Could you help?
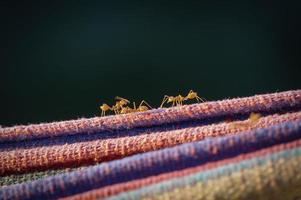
[1,1,300,126]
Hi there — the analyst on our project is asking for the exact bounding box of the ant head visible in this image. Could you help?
[100,104,109,110]
[188,90,197,95]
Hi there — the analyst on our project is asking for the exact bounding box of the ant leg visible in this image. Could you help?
[140,100,152,109]
[176,99,182,106]
[197,96,206,102]
[160,97,165,107]
[160,96,169,108]
[175,99,181,106]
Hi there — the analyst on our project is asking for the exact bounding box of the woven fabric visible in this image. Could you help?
[0,167,82,187]
[1,112,300,176]
[62,138,301,200]
[1,120,301,199]
[111,145,301,199]
[1,90,301,200]
[109,144,301,200]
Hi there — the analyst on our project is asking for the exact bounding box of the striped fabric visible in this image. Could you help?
[109,142,301,200]
[64,138,301,200]
[0,90,301,200]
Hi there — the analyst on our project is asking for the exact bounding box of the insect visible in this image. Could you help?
[99,103,112,117]
[248,113,261,124]
[160,95,186,107]
[119,106,135,114]
[160,95,177,107]
[120,100,152,114]
[135,100,153,112]
[184,90,206,103]
[160,90,205,107]
[230,113,262,129]
[112,96,130,114]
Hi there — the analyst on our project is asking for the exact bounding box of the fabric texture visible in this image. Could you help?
[1,112,301,176]
[0,168,82,187]
[63,138,301,200]
[0,90,301,200]
[109,144,301,200]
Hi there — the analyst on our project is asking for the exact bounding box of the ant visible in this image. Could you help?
[99,96,130,116]
[100,97,152,116]
[112,96,130,114]
[120,100,152,114]
[230,113,262,129]
[160,95,184,107]
[185,90,206,103]
[135,100,153,112]
[160,90,205,107]
[248,113,261,124]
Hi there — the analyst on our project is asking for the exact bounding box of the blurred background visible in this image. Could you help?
[1,1,300,126]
